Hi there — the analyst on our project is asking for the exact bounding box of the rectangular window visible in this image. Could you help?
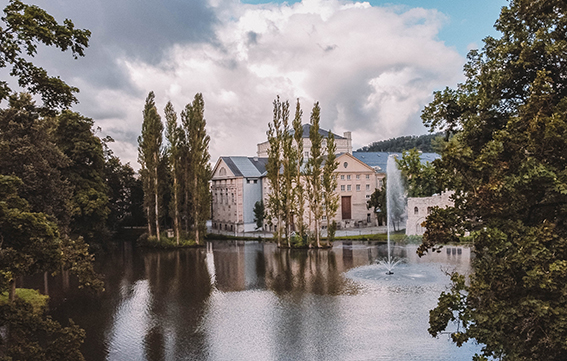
[341,175,345,180]
[356,174,360,179]
[341,185,345,191]
[347,185,351,191]
[366,194,371,199]
[254,179,258,184]
[366,184,370,190]
[247,179,250,184]
[366,174,370,179]
[356,184,360,191]
[305,151,309,158]
[347,175,351,180]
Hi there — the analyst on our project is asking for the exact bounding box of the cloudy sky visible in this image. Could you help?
[10,0,507,168]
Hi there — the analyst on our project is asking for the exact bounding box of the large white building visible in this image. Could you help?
[211,127,439,235]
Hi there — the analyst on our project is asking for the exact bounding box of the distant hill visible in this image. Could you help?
[357,133,442,153]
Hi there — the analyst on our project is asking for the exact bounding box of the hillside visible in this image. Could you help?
[357,133,442,153]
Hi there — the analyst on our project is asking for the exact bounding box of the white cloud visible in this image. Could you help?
[101,0,464,167]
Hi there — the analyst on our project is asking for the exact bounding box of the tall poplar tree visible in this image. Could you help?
[266,97,284,247]
[164,101,182,245]
[322,131,339,243]
[280,100,297,247]
[305,102,324,248]
[292,99,306,240]
[183,93,211,245]
[137,91,163,241]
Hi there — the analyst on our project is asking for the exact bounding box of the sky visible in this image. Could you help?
[7,0,508,168]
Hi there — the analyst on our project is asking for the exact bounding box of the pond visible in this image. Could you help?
[24,240,482,361]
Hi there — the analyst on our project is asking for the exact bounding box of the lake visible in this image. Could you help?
[25,240,483,361]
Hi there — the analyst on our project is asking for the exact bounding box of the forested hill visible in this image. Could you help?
[357,133,442,153]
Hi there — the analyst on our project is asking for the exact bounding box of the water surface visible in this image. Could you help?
[27,241,481,361]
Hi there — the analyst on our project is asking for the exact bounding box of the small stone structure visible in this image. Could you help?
[405,191,454,236]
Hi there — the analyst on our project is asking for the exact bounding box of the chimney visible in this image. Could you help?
[344,132,352,154]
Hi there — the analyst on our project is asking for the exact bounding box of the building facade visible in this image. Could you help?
[405,191,455,236]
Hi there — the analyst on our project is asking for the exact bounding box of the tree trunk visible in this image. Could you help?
[315,218,321,248]
[174,170,180,245]
[194,176,200,245]
[184,166,190,232]
[146,206,152,236]
[154,152,160,241]
[9,278,16,302]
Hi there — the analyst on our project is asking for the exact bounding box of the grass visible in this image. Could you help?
[137,233,202,249]
[0,288,49,313]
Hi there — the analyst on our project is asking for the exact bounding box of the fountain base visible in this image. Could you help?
[386,270,394,275]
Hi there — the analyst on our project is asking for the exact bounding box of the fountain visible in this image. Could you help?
[384,154,407,274]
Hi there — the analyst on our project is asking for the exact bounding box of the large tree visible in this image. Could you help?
[0,0,90,110]
[420,1,567,360]
[266,97,285,246]
[305,102,324,248]
[138,91,164,241]
[396,148,442,198]
[183,93,211,245]
[164,101,182,245]
[292,99,306,241]
[322,131,339,243]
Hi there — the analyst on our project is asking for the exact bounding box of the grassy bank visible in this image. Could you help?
[0,288,49,313]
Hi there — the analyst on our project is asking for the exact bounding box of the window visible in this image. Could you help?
[347,185,351,191]
[366,184,370,191]
[427,207,433,215]
[232,193,235,204]
[365,194,370,199]
[247,179,250,184]
[356,174,360,179]
[253,179,258,184]
[356,184,360,191]
[347,175,351,180]
[341,185,345,191]
[366,174,370,179]
[414,207,419,215]
[341,175,345,180]
[343,162,348,168]
[219,167,226,176]
[305,151,310,158]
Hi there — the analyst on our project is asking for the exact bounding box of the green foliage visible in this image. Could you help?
[357,133,443,153]
[138,91,164,240]
[420,1,567,359]
[182,93,211,245]
[0,288,48,313]
[0,0,90,110]
[292,99,306,239]
[0,94,71,227]
[0,299,86,361]
[367,182,386,226]
[138,233,199,249]
[55,110,110,242]
[253,200,264,230]
[396,148,442,197]
[323,131,339,242]
[306,102,324,247]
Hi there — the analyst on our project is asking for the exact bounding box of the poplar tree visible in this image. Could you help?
[183,93,211,245]
[164,101,182,245]
[137,91,163,241]
[266,96,284,247]
[292,99,306,240]
[280,100,297,247]
[305,102,324,247]
[322,131,339,243]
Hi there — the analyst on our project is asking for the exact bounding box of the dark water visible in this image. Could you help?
[24,241,482,361]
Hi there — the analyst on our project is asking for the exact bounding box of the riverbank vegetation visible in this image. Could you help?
[418,1,567,360]
[265,97,339,249]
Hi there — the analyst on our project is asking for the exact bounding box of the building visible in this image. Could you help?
[211,156,268,233]
[256,124,352,157]
[405,191,455,235]
[211,127,440,235]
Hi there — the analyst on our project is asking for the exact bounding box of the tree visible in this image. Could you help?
[138,91,163,241]
[253,200,264,231]
[292,99,306,240]
[164,101,182,245]
[367,184,386,226]
[305,102,324,248]
[265,97,284,247]
[280,100,296,247]
[420,1,567,360]
[322,131,339,243]
[55,110,110,243]
[0,94,71,228]
[183,93,211,245]
[0,0,90,110]
[396,148,441,197]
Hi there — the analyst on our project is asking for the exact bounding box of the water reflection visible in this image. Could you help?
[22,241,479,361]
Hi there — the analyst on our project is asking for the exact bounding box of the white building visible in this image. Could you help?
[405,191,455,235]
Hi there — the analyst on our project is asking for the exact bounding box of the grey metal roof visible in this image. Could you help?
[221,156,268,177]
[289,124,345,139]
[352,152,440,173]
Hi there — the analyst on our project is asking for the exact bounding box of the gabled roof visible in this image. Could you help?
[219,156,268,177]
[352,152,440,172]
[290,124,345,139]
